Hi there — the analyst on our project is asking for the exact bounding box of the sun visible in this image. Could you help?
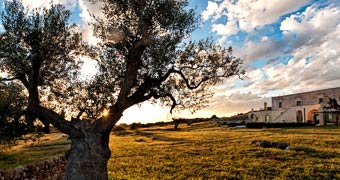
[102,109,110,117]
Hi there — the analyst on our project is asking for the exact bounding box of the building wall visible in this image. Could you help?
[272,87,340,111]
[249,110,270,123]
[272,104,321,123]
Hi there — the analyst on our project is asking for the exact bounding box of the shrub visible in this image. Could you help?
[246,122,315,128]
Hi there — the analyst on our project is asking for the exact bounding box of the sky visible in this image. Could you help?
[1,0,340,124]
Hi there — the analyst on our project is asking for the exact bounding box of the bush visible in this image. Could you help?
[112,125,126,131]
[130,122,142,130]
[246,122,315,128]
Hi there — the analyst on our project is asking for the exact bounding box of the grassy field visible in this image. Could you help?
[1,122,340,179]
[0,133,70,170]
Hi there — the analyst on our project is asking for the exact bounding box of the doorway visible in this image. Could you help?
[296,110,303,123]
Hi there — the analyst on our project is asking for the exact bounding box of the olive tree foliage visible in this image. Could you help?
[89,0,244,128]
[0,0,84,133]
[0,82,27,149]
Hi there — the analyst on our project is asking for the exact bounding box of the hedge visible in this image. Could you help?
[246,122,315,128]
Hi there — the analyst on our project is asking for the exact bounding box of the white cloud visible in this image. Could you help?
[21,0,50,9]
[78,0,103,23]
[235,38,284,63]
[202,1,219,21]
[203,0,310,36]
[78,0,103,45]
[21,0,77,9]
[211,17,239,35]
[281,3,340,50]
[20,0,103,46]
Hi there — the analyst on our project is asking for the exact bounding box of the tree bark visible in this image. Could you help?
[174,121,180,130]
[65,125,111,180]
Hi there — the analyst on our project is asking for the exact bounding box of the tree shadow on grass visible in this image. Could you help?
[134,130,191,144]
[111,130,134,136]
[112,127,177,137]
[112,129,191,144]
[141,128,177,132]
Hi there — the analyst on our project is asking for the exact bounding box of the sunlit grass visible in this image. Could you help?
[1,122,340,179]
[108,122,340,179]
[0,135,70,170]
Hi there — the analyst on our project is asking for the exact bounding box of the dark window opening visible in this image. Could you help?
[278,102,282,108]
[296,100,302,106]
[319,98,323,103]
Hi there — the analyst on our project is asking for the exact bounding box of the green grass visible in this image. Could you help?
[2,122,340,179]
[0,136,70,170]
[108,122,340,179]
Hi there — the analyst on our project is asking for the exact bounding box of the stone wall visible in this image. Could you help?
[0,156,66,180]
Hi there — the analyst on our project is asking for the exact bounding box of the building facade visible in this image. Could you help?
[249,87,340,125]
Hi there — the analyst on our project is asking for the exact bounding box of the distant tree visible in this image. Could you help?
[173,118,181,130]
[0,81,27,149]
[130,122,142,130]
[0,0,244,179]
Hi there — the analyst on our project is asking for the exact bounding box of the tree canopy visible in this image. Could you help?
[0,81,27,148]
[0,0,84,133]
[89,0,244,129]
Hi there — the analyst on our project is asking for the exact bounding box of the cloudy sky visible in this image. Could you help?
[1,0,339,124]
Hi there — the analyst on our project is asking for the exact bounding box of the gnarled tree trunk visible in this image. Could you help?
[65,126,111,180]
[36,106,123,180]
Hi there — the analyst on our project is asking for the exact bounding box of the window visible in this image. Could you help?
[295,97,303,106]
[265,115,270,123]
[319,98,323,103]
[328,114,333,121]
[278,102,282,108]
[296,100,302,106]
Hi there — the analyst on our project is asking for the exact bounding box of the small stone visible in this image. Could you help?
[277,142,290,150]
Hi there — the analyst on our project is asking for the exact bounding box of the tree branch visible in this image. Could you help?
[75,107,85,120]
[152,92,178,114]
[171,69,209,90]
[36,105,83,137]
[0,77,19,82]
[116,40,146,102]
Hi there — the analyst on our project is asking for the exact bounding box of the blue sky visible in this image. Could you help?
[1,0,340,124]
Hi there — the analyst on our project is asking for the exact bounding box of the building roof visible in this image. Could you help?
[272,87,340,99]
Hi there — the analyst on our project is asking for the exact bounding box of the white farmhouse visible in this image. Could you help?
[249,87,340,125]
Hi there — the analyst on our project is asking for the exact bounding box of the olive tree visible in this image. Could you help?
[0,0,244,179]
[0,81,27,149]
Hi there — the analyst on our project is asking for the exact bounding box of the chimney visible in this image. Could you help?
[264,102,267,111]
